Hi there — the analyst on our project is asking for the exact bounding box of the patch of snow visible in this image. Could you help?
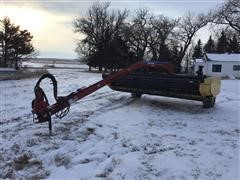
[227,75,236,80]
[0,68,16,72]
[0,66,239,179]
[195,58,205,63]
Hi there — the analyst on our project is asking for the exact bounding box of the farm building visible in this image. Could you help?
[194,53,240,77]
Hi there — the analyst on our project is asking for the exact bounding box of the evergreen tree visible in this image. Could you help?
[216,31,229,53]
[229,34,240,53]
[192,39,204,59]
[204,35,215,53]
[0,17,34,69]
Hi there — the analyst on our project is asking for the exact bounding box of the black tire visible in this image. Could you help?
[131,93,142,98]
[203,97,215,108]
[211,97,216,107]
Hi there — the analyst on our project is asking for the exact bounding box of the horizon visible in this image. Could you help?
[1,0,224,59]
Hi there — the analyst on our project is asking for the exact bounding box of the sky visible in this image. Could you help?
[0,0,224,59]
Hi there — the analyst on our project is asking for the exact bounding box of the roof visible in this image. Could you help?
[206,53,240,62]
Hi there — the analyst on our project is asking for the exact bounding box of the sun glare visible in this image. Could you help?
[0,4,78,58]
[0,6,46,34]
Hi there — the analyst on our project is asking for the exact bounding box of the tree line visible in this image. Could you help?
[193,30,240,59]
[73,0,239,72]
[73,3,209,72]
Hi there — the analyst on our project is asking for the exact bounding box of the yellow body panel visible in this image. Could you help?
[199,77,221,97]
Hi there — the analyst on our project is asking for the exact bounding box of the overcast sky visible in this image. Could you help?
[1,0,224,59]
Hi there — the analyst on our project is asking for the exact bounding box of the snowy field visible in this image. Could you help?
[0,68,239,179]
[22,61,88,69]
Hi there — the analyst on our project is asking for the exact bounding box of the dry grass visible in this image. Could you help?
[0,69,48,81]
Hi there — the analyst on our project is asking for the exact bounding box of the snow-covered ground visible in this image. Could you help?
[0,68,239,179]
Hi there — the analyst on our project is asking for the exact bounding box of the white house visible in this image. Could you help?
[194,53,240,77]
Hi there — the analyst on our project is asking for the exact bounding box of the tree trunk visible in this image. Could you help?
[185,58,189,73]
[14,59,18,70]
[3,46,8,67]
[14,55,19,70]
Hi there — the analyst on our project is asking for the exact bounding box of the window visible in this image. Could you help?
[212,64,222,72]
[233,65,240,71]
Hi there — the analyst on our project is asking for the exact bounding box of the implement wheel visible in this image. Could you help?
[203,97,215,108]
[131,93,142,98]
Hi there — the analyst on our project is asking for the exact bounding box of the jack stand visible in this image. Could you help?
[48,118,52,135]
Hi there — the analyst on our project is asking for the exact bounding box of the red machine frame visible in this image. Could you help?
[32,61,174,131]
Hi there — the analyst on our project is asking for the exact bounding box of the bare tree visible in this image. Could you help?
[210,0,240,34]
[123,9,151,60]
[73,2,128,70]
[184,41,195,73]
[148,15,179,61]
[175,12,209,72]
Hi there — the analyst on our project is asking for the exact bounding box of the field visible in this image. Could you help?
[0,67,239,179]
